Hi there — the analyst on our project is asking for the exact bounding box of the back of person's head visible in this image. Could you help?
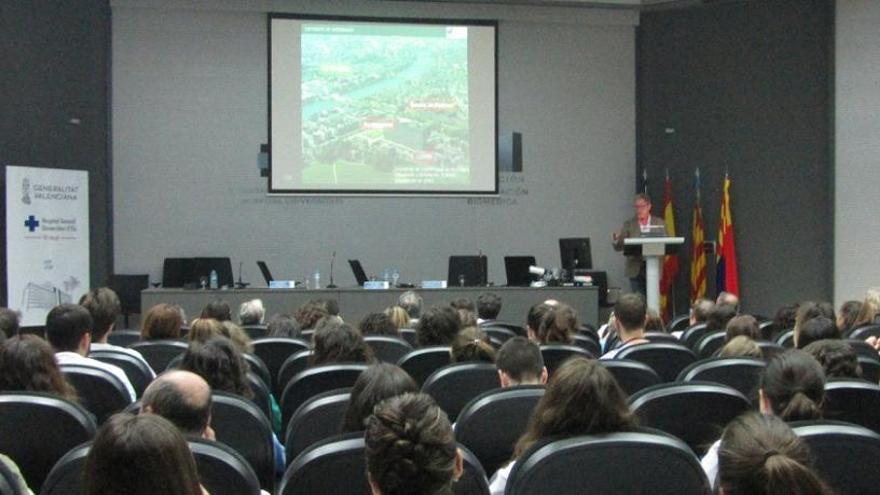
[341,363,418,433]
[691,298,714,324]
[365,392,461,495]
[726,315,760,342]
[295,300,330,331]
[78,288,121,341]
[614,293,647,333]
[718,335,763,359]
[141,303,183,340]
[793,302,834,340]
[644,309,665,333]
[526,302,555,333]
[46,304,93,352]
[222,321,253,354]
[266,313,298,338]
[716,292,740,312]
[476,293,502,320]
[760,349,825,422]
[802,339,863,380]
[0,308,20,339]
[200,299,231,322]
[416,306,461,347]
[706,303,738,332]
[141,370,213,437]
[450,327,495,363]
[360,312,399,337]
[456,309,477,328]
[796,317,840,349]
[385,306,411,330]
[0,334,78,401]
[187,318,228,343]
[449,298,475,312]
[837,300,863,333]
[534,303,577,345]
[311,322,372,366]
[718,412,833,495]
[398,291,423,319]
[85,413,203,495]
[496,337,545,386]
[179,336,252,398]
[773,303,800,332]
[853,288,880,327]
[321,298,340,317]
[238,299,265,325]
[513,357,635,458]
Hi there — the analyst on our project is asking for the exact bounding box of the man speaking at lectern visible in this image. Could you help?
[612,193,666,295]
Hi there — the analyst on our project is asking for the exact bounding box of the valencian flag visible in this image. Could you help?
[716,174,739,296]
[659,172,679,321]
[690,169,707,302]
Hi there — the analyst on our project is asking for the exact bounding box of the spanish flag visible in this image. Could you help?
[659,173,679,321]
[716,174,739,296]
[690,170,707,302]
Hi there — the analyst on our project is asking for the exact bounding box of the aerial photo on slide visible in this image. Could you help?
[299,23,471,187]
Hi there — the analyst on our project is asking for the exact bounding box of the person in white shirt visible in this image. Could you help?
[79,287,155,378]
[46,303,137,401]
[601,293,650,359]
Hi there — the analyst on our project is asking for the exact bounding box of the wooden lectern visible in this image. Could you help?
[624,237,685,312]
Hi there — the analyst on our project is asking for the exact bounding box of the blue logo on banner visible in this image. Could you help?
[24,215,39,232]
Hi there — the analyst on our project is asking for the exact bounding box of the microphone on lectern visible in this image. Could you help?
[327,251,338,288]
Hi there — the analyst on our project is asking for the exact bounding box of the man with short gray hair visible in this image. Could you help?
[239,299,266,326]
[398,290,423,326]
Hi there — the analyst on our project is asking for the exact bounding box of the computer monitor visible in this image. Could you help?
[162,258,196,288]
[504,256,537,287]
[256,261,274,285]
[193,257,234,288]
[348,260,369,286]
[448,255,488,287]
[559,238,592,271]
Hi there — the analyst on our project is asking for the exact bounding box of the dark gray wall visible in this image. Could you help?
[0,1,112,306]
[637,0,834,317]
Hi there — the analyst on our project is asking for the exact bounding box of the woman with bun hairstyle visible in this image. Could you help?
[529,302,578,345]
[450,327,496,364]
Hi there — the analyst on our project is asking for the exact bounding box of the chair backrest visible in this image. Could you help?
[245,372,273,423]
[694,331,727,359]
[539,345,594,376]
[616,342,697,382]
[599,359,662,396]
[251,338,310,394]
[823,379,880,432]
[775,328,796,348]
[644,332,680,344]
[242,325,269,339]
[756,341,785,361]
[454,386,544,475]
[0,393,96,492]
[242,353,272,391]
[190,438,261,495]
[280,364,368,428]
[629,382,751,456]
[0,456,27,495]
[364,336,413,364]
[211,392,275,492]
[481,326,517,344]
[572,334,601,356]
[489,322,526,336]
[757,320,776,341]
[847,338,880,360]
[60,364,132,424]
[792,420,880,495]
[89,349,154,398]
[505,432,710,495]
[397,347,452,386]
[285,388,352,461]
[398,328,419,347]
[677,357,766,401]
[681,323,709,350]
[456,444,491,495]
[858,356,880,383]
[107,329,141,347]
[40,441,90,495]
[277,350,315,396]
[129,340,189,372]
[421,363,501,421]
[848,324,880,340]
[667,314,691,333]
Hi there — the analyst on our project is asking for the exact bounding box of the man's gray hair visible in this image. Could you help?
[398,291,423,319]
[239,299,265,325]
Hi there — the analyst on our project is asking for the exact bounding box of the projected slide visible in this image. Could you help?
[270,16,497,194]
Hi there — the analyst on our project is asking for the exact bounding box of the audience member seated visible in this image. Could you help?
[705,303,737,333]
[795,317,840,349]
[221,321,254,354]
[0,307,21,339]
[141,303,184,340]
[398,291,424,327]
[717,335,763,359]
[141,370,215,441]
[266,314,299,338]
[529,302,578,345]
[793,302,835,342]
[773,302,800,333]
[186,318,227,343]
[179,337,253,401]
[294,300,330,332]
[488,357,636,494]
[852,288,880,328]
[239,299,266,326]
[802,339,863,380]
[384,306,410,331]
[495,337,547,387]
[725,315,760,342]
[0,334,79,401]
[200,299,232,322]
[716,291,740,313]
[365,393,463,495]
[602,293,648,359]
[716,412,833,495]
[47,304,136,401]
[319,299,340,317]
[477,293,502,325]
[690,298,715,327]
[525,301,556,340]
[644,309,665,333]
[340,363,418,433]
[456,309,478,328]
[84,413,206,495]
[80,288,155,377]
[449,298,476,313]
[416,306,461,347]
[309,322,374,366]
[836,300,863,335]
[359,313,399,337]
[450,327,496,364]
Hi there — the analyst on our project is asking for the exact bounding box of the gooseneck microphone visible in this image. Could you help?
[236,261,250,288]
[327,251,338,288]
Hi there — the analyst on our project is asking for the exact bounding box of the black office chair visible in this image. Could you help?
[504,432,710,495]
[0,455,27,495]
[129,340,189,372]
[756,341,785,361]
[245,372,274,423]
[644,332,680,344]
[364,336,413,364]
[775,329,796,348]
[242,324,269,339]
[667,314,691,333]
[60,364,132,424]
[454,386,544,475]
[677,357,765,402]
[421,363,500,421]
[285,388,351,460]
[616,342,697,383]
[107,329,141,347]
[397,347,452,386]
[0,392,96,492]
[398,328,419,347]
[89,349,155,398]
[599,359,662,396]
[629,382,751,456]
[190,438,262,495]
[539,345,594,376]
[40,442,90,495]
[681,323,709,350]
[251,337,310,393]
[277,350,315,396]
[573,334,601,356]
[694,331,727,359]
[792,420,880,495]
[858,356,880,383]
[242,353,272,391]
[211,392,275,492]
[848,324,880,340]
[822,379,880,433]
[280,364,368,429]
[758,320,776,341]
[847,339,880,360]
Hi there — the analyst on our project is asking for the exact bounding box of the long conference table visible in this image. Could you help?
[141,286,599,328]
